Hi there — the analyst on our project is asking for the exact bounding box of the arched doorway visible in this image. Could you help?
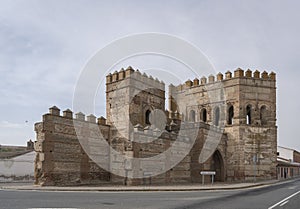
[211,150,225,182]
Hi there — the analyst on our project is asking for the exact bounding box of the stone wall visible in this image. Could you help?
[34,67,277,185]
[34,107,111,186]
[34,106,228,186]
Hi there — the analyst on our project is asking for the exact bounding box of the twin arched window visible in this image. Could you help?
[245,104,268,125]
[189,108,208,123]
[188,106,218,126]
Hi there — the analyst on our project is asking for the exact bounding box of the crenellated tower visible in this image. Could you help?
[106,66,165,140]
[169,68,277,181]
[222,68,277,181]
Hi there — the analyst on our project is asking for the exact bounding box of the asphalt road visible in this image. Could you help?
[0,179,299,209]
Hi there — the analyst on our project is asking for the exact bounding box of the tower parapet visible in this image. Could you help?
[174,68,276,91]
[245,69,252,77]
[217,73,223,81]
[269,72,276,80]
[63,109,73,119]
[225,71,232,79]
[253,70,260,78]
[208,74,215,83]
[106,66,165,90]
[49,106,60,116]
[234,68,244,77]
[201,76,207,85]
[193,78,199,86]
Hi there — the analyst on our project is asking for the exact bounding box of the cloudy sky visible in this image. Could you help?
[0,0,300,151]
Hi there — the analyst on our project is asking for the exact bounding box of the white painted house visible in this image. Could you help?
[0,151,35,182]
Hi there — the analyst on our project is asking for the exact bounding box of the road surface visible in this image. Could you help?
[0,179,299,209]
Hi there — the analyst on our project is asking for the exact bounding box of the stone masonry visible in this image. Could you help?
[34,67,277,186]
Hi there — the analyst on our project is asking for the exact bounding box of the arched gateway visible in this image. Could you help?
[211,150,225,182]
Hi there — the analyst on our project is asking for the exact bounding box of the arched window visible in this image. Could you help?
[145,109,151,125]
[246,105,252,125]
[189,110,195,122]
[227,105,234,125]
[214,106,220,126]
[200,108,207,122]
[260,105,267,125]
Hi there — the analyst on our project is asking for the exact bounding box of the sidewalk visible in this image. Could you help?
[0,179,285,192]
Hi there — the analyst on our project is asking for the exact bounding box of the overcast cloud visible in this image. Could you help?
[0,0,300,151]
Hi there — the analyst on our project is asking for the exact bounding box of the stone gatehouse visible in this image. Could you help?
[34,67,277,186]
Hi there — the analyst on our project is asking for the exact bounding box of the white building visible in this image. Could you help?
[277,146,300,179]
[0,151,35,182]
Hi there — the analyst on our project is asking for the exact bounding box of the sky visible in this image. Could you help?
[0,0,300,151]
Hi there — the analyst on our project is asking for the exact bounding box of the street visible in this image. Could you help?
[0,179,299,209]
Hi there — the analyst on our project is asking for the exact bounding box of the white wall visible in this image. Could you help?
[278,146,294,161]
[0,151,34,182]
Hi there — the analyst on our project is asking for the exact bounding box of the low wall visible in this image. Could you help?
[0,151,34,182]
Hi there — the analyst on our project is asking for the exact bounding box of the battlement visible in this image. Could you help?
[46,106,108,126]
[106,66,165,90]
[174,68,276,90]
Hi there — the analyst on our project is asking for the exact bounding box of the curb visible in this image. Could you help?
[0,180,287,192]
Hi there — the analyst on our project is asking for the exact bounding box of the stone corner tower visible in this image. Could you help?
[222,68,277,181]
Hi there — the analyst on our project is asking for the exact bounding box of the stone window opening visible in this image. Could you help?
[227,105,234,125]
[246,105,252,125]
[145,109,151,125]
[260,105,267,125]
[189,110,196,122]
[200,108,207,122]
[214,106,220,126]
